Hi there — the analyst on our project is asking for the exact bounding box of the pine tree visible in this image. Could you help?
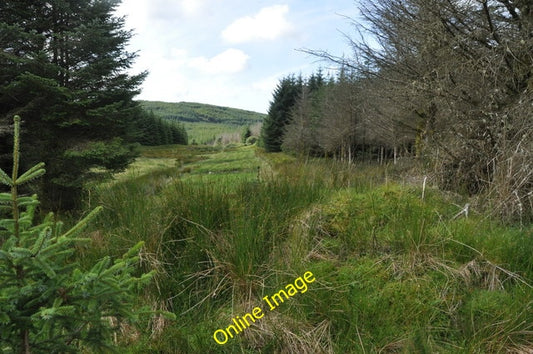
[178,123,188,145]
[281,70,326,156]
[143,111,160,146]
[260,75,301,152]
[155,118,166,146]
[162,122,172,145]
[241,126,252,143]
[170,122,188,145]
[0,116,172,352]
[0,0,146,210]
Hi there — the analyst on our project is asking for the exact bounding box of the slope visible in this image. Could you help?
[139,101,265,144]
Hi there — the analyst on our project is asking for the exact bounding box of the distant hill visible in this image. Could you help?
[138,100,265,145]
[139,101,265,125]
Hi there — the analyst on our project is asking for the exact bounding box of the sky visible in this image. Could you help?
[115,0,360,113]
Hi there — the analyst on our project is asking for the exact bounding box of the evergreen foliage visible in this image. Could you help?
[260,75,302,152]
[0,116,160,353]
[0,0,146,210]
[282,70,326,156]
[241,125,251,143]
[130,110,187,146]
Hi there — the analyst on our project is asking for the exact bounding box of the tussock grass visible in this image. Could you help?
[80,145,533,352]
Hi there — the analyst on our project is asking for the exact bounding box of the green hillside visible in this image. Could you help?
[139,100,265,125]
[139,101,265,144]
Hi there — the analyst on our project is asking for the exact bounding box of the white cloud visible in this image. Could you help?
[118,0,207,26]
[222,5,294,43]
[131,47,265,111]
[188,49,250,74]
[252,75,279,94]
[180,0,206,16]
[115,0,150,32]
[117,0,357,113]
[251,64,315,98]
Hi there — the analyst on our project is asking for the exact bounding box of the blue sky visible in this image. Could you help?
[116,0,360,113]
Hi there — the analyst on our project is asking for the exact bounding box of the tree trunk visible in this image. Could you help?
[22,329,30,353]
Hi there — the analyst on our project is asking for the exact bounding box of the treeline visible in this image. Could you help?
[261,0,532,222]
[261,70,411,161]
[0,1,185,210]
[140,100,265,125]
[133,111,188,146]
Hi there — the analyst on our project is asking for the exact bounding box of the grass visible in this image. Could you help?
[182,145,259,177]
[183,122,244,145]
[80,144,533,353]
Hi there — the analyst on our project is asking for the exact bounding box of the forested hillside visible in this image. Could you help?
[140,101,264,145]
[140,101,265,125]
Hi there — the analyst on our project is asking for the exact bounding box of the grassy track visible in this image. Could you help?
[82,144,533,353]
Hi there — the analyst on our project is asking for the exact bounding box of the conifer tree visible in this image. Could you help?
[143,111,160,146]
[241,126,252,143]
[0,116,169,352]
[155,118,166,145]
[260,75,301,152]
[162,122,172,145]
[0,0,146,210]
[170,122,187,145]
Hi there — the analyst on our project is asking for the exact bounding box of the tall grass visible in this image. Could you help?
[80,145,533,352]
[157,175,327,310]
[183,122,243,144]
[285,183,533,352]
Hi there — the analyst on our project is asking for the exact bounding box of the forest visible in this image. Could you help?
[140,101,265,125]
[261,0,532,223]
[1,0,532,353]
